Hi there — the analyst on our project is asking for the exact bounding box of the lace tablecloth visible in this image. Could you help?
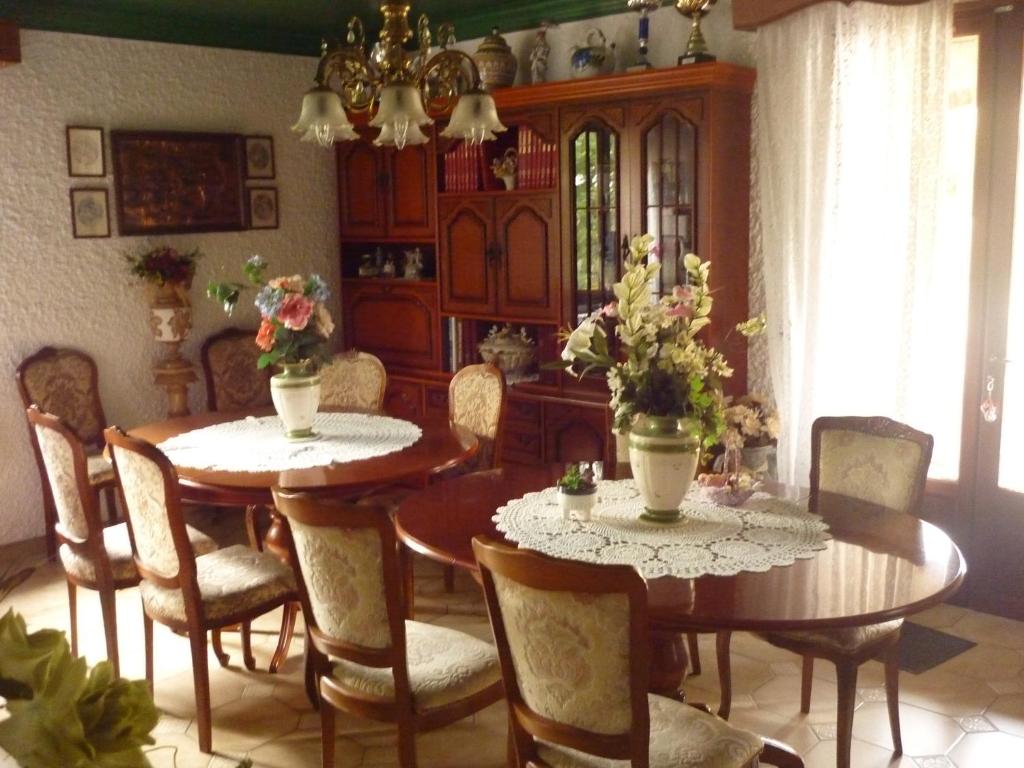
[158,413,422,472]
[494,480,831,579]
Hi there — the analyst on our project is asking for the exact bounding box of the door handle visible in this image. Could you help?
[487,242,503,266]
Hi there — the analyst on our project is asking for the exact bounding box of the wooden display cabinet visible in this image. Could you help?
[341,280,440,370]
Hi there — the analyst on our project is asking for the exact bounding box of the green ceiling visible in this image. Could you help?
[0,0,627,56]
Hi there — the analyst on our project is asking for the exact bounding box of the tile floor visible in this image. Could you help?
[3,549,1024,767]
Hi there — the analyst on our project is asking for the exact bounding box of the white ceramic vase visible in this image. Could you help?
[271,362,322,440]
[628,415,700,523]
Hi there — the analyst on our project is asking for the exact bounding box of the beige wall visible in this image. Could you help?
[0,30,339,545]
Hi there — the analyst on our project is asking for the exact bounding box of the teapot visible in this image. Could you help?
[571,28,613,79]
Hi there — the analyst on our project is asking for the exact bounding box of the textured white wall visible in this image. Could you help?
[0,30,339,545]
[451,0,754,81]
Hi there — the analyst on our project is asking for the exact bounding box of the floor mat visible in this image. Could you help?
[899,620,976,674]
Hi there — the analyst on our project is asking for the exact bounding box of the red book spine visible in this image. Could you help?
[459,143,468,192]
[544,138,553,188]
[523,128,534,189]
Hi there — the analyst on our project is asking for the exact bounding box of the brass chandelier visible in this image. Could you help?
[292,2,506,150]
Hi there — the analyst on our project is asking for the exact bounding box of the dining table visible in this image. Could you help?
[394,463,967,707]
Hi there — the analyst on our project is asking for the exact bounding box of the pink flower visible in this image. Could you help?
[666,303,694,320]
[255,319,276,352]
[672,285,693,302]
[277,294,314,330]
[600,300,619,318]
[269,274,304,292]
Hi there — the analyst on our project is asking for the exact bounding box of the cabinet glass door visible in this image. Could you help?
[571,122,619,322]
[643,113,696,295]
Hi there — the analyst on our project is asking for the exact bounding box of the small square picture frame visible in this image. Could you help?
[66,126,106,177]
[70,187,111,238]
[248,187,278,229]
[244,135,275,179]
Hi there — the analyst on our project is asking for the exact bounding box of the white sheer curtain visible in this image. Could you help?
[753,0,964,485]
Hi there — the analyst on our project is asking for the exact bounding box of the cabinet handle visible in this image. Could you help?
[487,242,503,266]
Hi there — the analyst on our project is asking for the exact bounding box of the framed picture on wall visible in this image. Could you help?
[248,187,278,229]
[69,187,111,238]
[66,126,105,177]
[245,135,275,179]
[110,130,246,235]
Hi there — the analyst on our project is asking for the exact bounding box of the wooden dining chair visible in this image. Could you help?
[105,426,297,754]
[472,537,804,768]
[719,416,933,768]
[17,346,116,560]
[200,327,272,412]
[319,349,387,411]
[271,488,504,768]
[448,362,507,473]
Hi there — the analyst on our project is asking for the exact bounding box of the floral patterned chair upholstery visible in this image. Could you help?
[105,426,296,755]
[755,416,933,768]
[449,363,506,473]
[200,327,272,412]
[271,488,503,768]
[472,538,789,768]
[27,406,216,677]
[17,346,116,560]
[319,350,387,412]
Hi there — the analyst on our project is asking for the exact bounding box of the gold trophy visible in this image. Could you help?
[676,0,718,65]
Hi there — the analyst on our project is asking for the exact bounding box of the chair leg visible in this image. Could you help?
[240,621,256,672]
[321,699,335,768]
[397,717,418,768]
[760,736,806,768]
[882,641,903,755]
[443,564,455,593]
[687,632,702,676]
[98,587,120,677]
[304,639,320,709]
[66,580,78,657]
[271,603,298,673]
[211,628,230,667]
[716,631,733,719]
[245,505,263,551]
[143,611,154,689]
[800,655,814,713]
[189,628,213,754]
[834,661,859,768]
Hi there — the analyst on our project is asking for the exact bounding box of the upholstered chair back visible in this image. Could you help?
[200,328,272,412]
[17,347,106,448]
[473,537,651,763]
[271,489,406,660]
[28,407,91,542]
[319,350,388,412]
[106,429,187,582]
[449,363,506,470]
[811,416,934,515]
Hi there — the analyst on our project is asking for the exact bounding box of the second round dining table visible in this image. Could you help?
[395,463,966,703]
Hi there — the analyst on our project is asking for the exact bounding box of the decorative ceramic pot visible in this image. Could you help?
[271,361,322,440]
[628,414,700,523]
[146,281,192,344]
[571,28,612,79]
[742,444,777,479]
[473,27,517,89]
[477,324,535,379]
[558,487,597,522]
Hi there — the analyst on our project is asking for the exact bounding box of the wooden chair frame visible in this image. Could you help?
[27,406,138,677]
[17,346,113,560]
[721,416,934,768]
[106,426,296,754]
[271,488,504,768]
[199,326,272,412]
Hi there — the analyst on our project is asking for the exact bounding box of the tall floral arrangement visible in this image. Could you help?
[207,256,335,370]
[557,234,764,450]
[124,246,200,287]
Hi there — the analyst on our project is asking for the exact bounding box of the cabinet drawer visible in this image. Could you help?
[424,384,449,417]
[343,283,439,370]
[506,397,541,429]
[384,380,423,420]
[502,428,543,464]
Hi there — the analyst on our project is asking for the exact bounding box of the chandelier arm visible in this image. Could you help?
[318,47,377,113]
[416,49,484,113]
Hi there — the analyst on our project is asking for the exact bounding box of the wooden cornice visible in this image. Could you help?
[733,0,929,30]
[491,62,756,113]
[0,19,20,66]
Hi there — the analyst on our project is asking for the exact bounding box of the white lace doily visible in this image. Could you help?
[158,413,423,472]
[494,480,831,579]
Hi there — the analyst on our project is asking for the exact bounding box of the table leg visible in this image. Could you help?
[264,508,291,562]
[649,629,689,700]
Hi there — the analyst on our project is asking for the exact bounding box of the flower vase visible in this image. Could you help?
[271,361,321,440]
[146,281,192,346]
[628,415,700,523]
[742,444,777,479]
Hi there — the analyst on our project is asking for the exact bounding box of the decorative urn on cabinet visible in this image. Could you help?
[473,27,517,89]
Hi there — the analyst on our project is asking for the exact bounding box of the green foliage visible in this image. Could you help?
[0,610,158,768]
[206,280,243,315]
[558,463,596,493]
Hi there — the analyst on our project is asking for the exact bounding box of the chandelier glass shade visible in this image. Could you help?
[292,2,506,150]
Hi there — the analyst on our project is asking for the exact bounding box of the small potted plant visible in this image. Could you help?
[557,462,598,521]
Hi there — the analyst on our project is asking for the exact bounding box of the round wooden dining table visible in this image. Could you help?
[394,463,966,702]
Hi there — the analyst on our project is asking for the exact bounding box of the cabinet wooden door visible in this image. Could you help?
[384,379,423,420]
[494,194,560,321]
[337,139,387,238]
[439,197,496,316]
[342,282,439,370]
[543,403,609,464]
[387,144,435,239]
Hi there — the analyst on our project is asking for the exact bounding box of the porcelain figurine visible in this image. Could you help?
[381,255,396,278]
[571,28,614,79]
[403,248,423,280]
[529,23,554,84]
